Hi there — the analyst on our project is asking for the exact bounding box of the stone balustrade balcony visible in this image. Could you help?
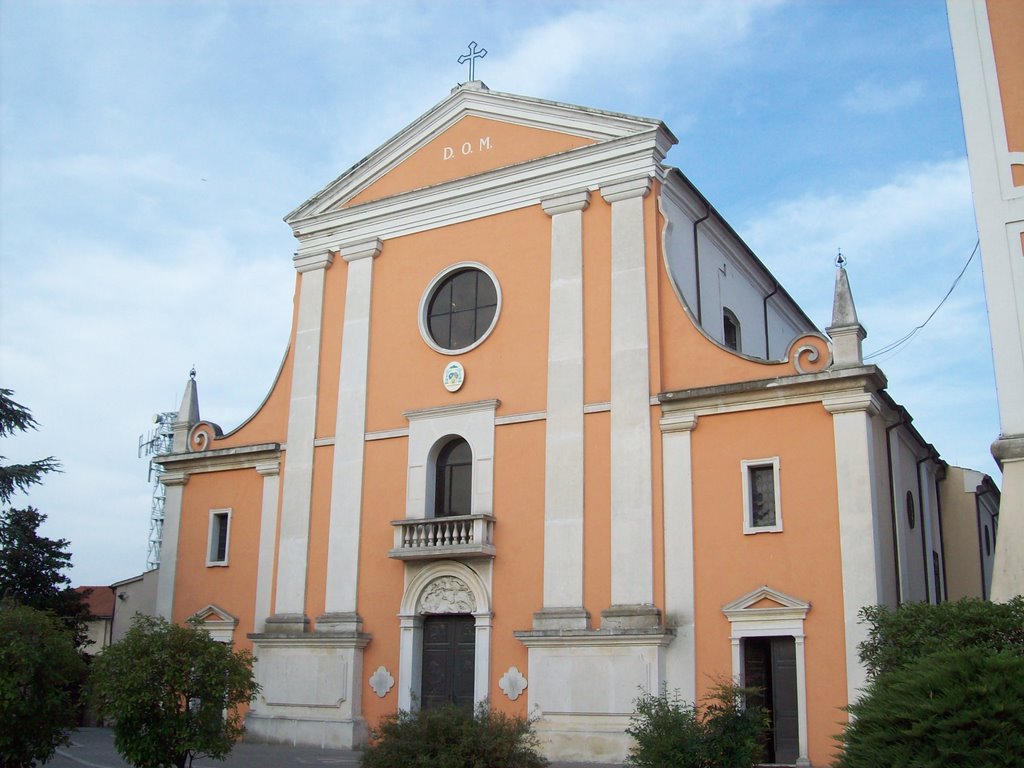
[388,514,496,560]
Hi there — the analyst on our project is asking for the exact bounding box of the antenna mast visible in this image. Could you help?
[138,411,176,570]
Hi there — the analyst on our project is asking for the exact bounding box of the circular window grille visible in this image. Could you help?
[419,264,501,354]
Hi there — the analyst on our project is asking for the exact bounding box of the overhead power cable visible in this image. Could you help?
[864,239,979,363]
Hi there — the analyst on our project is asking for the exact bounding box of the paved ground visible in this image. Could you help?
[43,728,621,768]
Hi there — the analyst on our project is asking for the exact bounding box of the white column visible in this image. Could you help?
[536,191,589,629]
[794,635,811,767]
[322,239,382,628]
[397,614,422,711]
[661,411,697,700]
[154,471,187,620]
[270,251,333,630]
[601,177,657,620]
[253,460,280,632]
[473,612,493,705]
[948,0,1024,601]
[824,392,883,703]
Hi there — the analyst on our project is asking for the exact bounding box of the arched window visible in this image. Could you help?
[906,491,916,529]
[434,438,472,518]
[723,308,740,351]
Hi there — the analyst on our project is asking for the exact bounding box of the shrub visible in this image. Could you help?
[0,602,87,768]
[91,615,260,768]
[837,648,1024,768]
[361,703,548,768]
[857,597,1024,679]
[626,682,764,768]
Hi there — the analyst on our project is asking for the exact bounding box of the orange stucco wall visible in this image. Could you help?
[347,116,597,207]
[172,468,264,651]
[364,206,552,431]
[357,437,408,726]
[989,0,1024,156]
[690,403,847,766]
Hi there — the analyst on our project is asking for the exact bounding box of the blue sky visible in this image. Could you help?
[0,0,998,586]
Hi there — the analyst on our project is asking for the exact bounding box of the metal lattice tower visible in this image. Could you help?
[138,412,176,570]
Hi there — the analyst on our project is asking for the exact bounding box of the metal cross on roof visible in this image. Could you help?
[458,41,487,81]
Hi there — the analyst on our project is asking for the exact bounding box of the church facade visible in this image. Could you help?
[154,83,981,766]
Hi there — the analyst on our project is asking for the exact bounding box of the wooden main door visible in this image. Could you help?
[744,636,799,765]
[421,615,475,710]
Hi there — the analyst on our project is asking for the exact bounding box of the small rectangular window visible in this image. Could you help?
[207,508,232,566]
[742,458,782,534]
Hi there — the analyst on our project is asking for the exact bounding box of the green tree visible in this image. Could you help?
[856,597,1024,679]
[0,601,88,768]
[361,702,548,768]
[0,388,60,503]
[835,599,1024,767]
[626,682,765,768]
[91,615,260,768]
[0,389,88,643]
[837,648,1024,768]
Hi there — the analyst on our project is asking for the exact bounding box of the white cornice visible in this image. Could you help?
[293,250,334,273]
[542,190,590,216]
[157,443,282,476]
[600,175,651,202]
[403,399,500,421]
[290,132,666,258]
[287,87,672,222]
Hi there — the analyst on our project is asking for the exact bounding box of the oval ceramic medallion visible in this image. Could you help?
[443,361,465,392]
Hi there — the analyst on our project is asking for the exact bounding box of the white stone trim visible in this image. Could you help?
[602,179,654,607]
[494,410,546,426]
[291,133,666,260]
[365,428,409,441]
[542,192,587,612]
[397,561,493,710]
[288,88,670,222]
[254,461,280,633]
[583,401,611,414]
[404,400,497,520]
[274,260,330,617]
[293,250,334,273]
[740,457,783,535]
[205,507,232,567]
[662,413,697,701]
[325,249,378,614]
[417,261,502,355]
[825,396,884,704]
[190,604,239,644]
[722,586,811,768]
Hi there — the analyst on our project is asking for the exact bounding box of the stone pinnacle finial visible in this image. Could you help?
[172,370,201,452]
[827,257,867,368]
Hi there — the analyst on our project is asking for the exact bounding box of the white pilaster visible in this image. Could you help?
[154,471,187,620]
[539,191,588,624]
[272,251,333,627]
[253,460,281,632]
[323,239,382,621]
[948,0,1024,600]
[601,177,655,611]
[824,392,883,703]
[660,411,697,700]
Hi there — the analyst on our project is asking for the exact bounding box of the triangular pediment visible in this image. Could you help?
[286,83,672,222]
[722,585,810,619]
[189,603,238,627]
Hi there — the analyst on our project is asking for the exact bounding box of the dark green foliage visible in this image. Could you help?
[361,703,548,768]
[857,597,1024,680]
[837,648,1024,768]
[0,602,87,768]
[0,388,60,504]
[91,615,260,768]
[626,682,765,768]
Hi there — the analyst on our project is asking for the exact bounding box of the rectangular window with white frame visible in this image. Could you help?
[207,508,232,566]
[741,458,782,534]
